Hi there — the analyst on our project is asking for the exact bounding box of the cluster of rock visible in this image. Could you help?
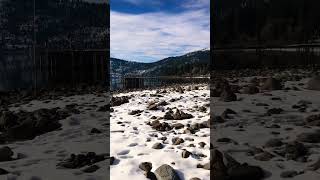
[0,108,71,142]
[163,109,193,120]
[208,149,265,180]
[57,152,108,173]
[211,70,320,179]
[147,101,169,110]
[0,84,107,107]
[211,76,286,102]
[139,163,181,180]
[111,96,130,106]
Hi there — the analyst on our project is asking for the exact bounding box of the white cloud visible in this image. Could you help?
[83,0,109,3]
[111,9,210,62]
[182,0,210,9]
[115,0,162,6]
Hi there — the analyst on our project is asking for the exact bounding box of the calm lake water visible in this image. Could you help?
[3,48,320,91]
[110,75,210,91]
[214,48,320,69]
[0,50,107,92]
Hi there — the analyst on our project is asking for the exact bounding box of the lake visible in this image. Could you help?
[110,75,210,91]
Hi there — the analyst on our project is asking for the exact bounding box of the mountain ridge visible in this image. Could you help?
[111,49,210,76]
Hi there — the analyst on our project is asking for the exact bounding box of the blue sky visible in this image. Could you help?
[110,0,210,63]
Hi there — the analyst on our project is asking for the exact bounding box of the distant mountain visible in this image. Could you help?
[111,49,210,76]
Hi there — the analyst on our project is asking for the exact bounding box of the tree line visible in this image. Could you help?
[213,0,320,48]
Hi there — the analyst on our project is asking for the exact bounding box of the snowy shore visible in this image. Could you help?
[211,69,320,180]
[0,89,109,180]
[110,84,210,180]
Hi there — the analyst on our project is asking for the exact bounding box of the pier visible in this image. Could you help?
[111,75,210,91]
[34,48,108,89]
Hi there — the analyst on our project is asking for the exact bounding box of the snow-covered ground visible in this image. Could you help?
[0,93,109,180]
[110,84,210,180]
[212,71,320,180]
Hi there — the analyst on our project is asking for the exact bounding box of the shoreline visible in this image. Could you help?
[110,84,210,179]
[210,68,320,180]
[111,82,210,95]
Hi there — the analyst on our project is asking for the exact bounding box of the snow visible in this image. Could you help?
[0,93,109,180]
[110,84,210,180]
[212,76,320,180]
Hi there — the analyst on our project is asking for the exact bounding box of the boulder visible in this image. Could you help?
[261,77,282,90]
[307,75,320,90]
[154,164,181,180]
[0,146,13,162]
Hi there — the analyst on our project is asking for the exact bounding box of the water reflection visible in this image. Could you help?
[111,75,209,91]
[214,49,320,70]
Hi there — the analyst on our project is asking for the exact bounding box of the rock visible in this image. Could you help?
[173,109,193,120]
[243,85,260,94]
[57,152,107,169]
[111,96,130,106]
[0,111,18,130]
[110,156,115,165]
[117,150,130,156]
[254,152,275,161]
[261,77,282,90]
[148,102,159,110]
[308,158,320,171]
[90,128,102,134]
[228,164,264,180]
[199,142,206,148]
[164,109,193,120]
[305,114,320,126]
[264,138,283,148]
[0,146,13,162]
[184,128,196,134]
[211,115,225,124]
[246,147,264,156]
[164,111,174,120]
[172,137,184,145]
[297,131,320,143]
[224,153,240,169]
[271,97,281,101]
[211,88,222,97]
[149,120,173,132]
[182,150,191,158]
[154,164,181,180]
[216,137,232,143]
[220,89,237,102]
[128,110,143,115]
[175,86,184,94]
[145,171,157,180]
[211,149,228,180]
[198,106,207,112]
[266,108,283,116]
[280,170,298,178]
[139,162,153,172]
[223,108,237,115]
[284,141,307,161]
[2,108,67,141]
[158,101,169,106]
[256,103,269,106]
[221,108,237,119]
[152,143,164,149]
[82,165,100,173]
[307,75,320,90]
[97,105,109,112]
[267,124,281,128]
[0,168,9,175]
[172,123,184,129]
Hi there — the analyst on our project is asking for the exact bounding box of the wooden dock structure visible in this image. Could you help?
[34,48,108,89]
[119,76,210,90]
